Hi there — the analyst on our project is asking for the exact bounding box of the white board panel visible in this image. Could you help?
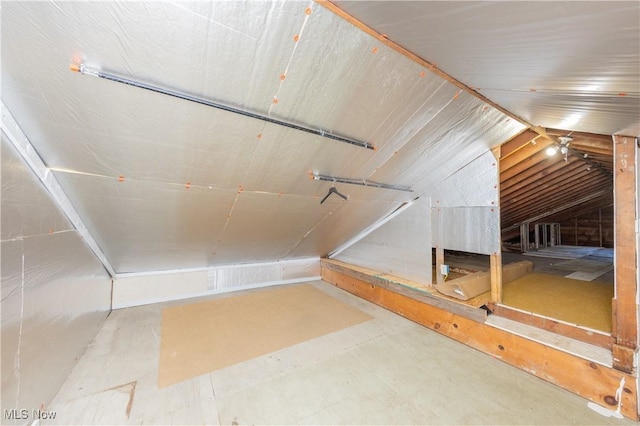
[335,197,431,283]
[431,206,500,255]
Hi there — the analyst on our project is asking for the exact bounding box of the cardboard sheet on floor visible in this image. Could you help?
[158,284,372,387]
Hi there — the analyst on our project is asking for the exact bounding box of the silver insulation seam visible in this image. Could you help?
[73,64,375,150]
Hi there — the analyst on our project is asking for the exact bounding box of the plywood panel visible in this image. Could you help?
[158,285,372,387]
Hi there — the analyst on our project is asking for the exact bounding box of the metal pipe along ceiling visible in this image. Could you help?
[312,173,413,192]
[70,64,375,150]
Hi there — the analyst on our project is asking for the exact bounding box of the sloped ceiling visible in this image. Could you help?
[331,0,637,245]
[334,1,640,137]
[2,2,523,273]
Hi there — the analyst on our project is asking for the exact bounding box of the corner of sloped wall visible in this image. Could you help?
[333,197,432,284]
[1,136,112,419]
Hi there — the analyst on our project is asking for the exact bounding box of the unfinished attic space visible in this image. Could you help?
[2,1,639,424]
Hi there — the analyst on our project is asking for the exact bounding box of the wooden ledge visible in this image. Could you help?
[321,258,638,420]
[322,259,489,323]
[492,304,614,349]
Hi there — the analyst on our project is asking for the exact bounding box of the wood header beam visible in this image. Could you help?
[612,135,638,373]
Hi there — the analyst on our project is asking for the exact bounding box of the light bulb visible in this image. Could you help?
[546,146,558,156]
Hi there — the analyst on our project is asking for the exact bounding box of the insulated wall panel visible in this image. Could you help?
[335,197,431,283]
[431,207,500,255]
[112,258,320,309]
[427,151,499,208]
[0,137,111,419]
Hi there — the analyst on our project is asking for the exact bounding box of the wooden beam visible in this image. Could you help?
[321,259,638,420]
[435,247,445,285]
[501,158,584,198]
[500,149,560,182]
[502,168,604,207]
[501,156,581,194]
[612,135,638,372]
[322,259,488,321]
[503,181,612,225]
[500,138,554,173]
[500,129,540,159]
[502,189,611,233]
[316,0,531,129]
[492,305,614,349]
[546,128,613,144]
[490,253,502,303]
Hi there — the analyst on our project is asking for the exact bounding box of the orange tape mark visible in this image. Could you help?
[272,97,279,104]
[278,192,283,197]
[530,88,537,92]
[305,6,312,15]
[280,74,286,81]
[453,90,462,100]
[238,185,244,192]
[419,71,426,78]
[49,228,54,234]
[69,63,80,73]
[483,106,489,112]
[118,175,125,182]
[371,47,378,54]
[293,34,300,42]
[257,133,262,139]
[185,182,191,189]
[618,92,627,96]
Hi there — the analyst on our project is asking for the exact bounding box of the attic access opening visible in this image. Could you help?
[498,128,615,341]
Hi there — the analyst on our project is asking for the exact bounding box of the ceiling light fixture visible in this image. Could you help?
[546,146,558,156]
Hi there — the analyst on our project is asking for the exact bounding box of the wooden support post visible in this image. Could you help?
[520,223,529,252]
[599,208,603,248]
[612,135,638,373]
[435,247,445,285]
[490,252,502,304]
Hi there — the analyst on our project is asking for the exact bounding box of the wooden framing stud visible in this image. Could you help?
[435,247,445,285]
[490,252,502,303]
[612,135,638,374]
[612,344,636,374]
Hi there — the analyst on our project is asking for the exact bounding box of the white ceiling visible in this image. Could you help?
[2,1,523,273]
[335,1,640,137]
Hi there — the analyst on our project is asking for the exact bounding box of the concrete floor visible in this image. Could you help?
[48,281,635,425]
